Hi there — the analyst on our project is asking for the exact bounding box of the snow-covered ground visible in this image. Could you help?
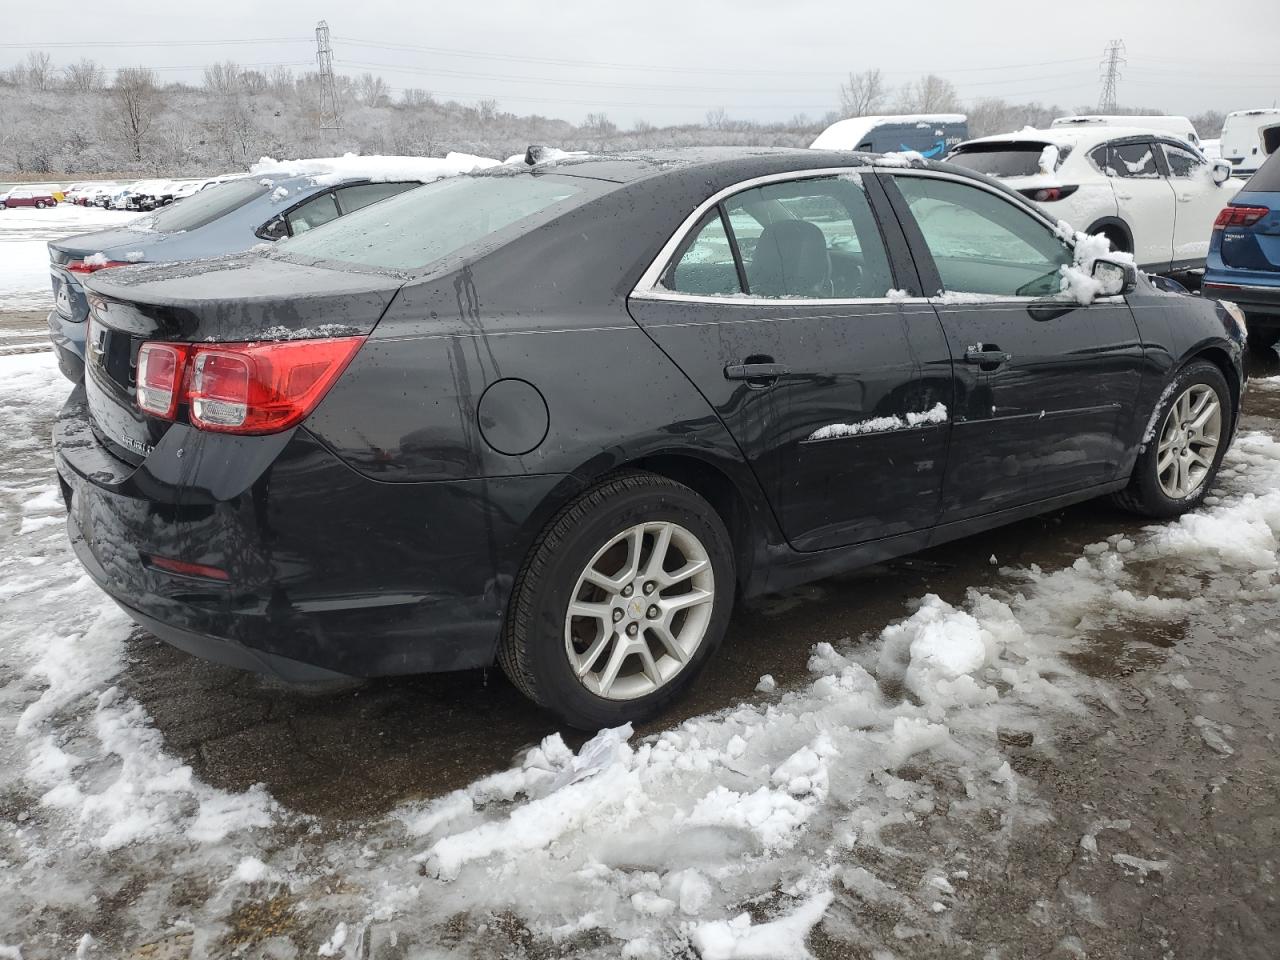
[0,205,138,310]
[2,345,1279,958]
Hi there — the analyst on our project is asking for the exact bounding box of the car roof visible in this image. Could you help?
[483,146,980,185]
[956,126,1183,150]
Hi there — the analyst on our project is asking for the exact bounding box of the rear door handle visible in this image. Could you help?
[964,345,1011,368]
[724,362,789,382]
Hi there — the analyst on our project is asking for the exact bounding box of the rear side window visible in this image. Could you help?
[947,144,1058,178]
[1109,142,1160,179]
[894,175,1072,297]
[1243,151,1280,192]
[665,211,741,296]
[148,178,268,232]
[1162,142,1207,179]
[287,192,340,233]
[277,174,585,272]
[663,175,893,299]
[335,181,418,214]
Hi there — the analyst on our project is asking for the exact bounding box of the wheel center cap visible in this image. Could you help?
[627,597,645,619]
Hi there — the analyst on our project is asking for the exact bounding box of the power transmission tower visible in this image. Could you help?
[1097,39,1126,113]
[316,19,341,130]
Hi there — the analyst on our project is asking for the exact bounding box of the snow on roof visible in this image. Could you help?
[1226,108,1280,118]
[248,152,501,186]
[811,114,966,150]
[957,125,1169,150]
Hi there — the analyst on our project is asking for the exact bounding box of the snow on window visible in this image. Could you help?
[1038,144,1060,175]
[806,403,948,441]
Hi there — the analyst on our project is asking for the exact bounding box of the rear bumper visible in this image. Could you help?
[47,309,85,382]
[54,388,571,680]
[1202,281,1280,324]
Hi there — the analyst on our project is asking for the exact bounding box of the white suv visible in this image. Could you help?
[947,127,1240,273]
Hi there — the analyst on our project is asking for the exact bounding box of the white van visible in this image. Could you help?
[811,114,968,159]
[1219,109,1280,178]
[1051,115,1200,149]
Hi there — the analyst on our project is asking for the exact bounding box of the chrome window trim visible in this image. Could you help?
[630,163,1080,305]
[630,165,892,303]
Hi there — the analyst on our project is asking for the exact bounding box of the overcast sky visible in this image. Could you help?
[3,0,1278,126]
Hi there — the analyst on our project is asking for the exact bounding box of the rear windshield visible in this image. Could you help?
[276,173,586,272]
[947,143,1064,178]
[147,178,268,232]
[1244,150,1280,193]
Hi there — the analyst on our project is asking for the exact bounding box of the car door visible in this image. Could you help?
[1160,139,1228,269]
[1099,138,1176,271]
[627,169,953,553]
[879,169,1144,523]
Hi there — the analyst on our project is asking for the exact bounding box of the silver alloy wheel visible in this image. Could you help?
[564,520,715,701]
[1156,383,1222,499]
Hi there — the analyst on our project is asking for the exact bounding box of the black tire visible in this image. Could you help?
[1113,360,1231,518]
[499,470,735,730]
[35,200,45,209]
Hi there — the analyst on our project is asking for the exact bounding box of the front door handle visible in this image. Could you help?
[724,361,789,383]
[964,345,1012,368]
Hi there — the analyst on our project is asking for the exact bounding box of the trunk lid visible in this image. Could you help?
[83,254,403,466]
[1218,191,1280,272]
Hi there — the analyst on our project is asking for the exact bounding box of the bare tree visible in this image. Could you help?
[64,58,105,93]
[400,87,433,108]
[705,107,729,130]
[108,67,160,161]
[896,74,961,114]
[23,51,55,92]
[203,61,243,96]
[839,69,887,117]
[240,70,267,96]
[477,98,499,125]
[356,72,390,107]
[1191,109,1226,139]
[267,65,295,99]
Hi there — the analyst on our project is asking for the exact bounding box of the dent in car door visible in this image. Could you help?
[627,171,953,552]
[881,170,1144,521]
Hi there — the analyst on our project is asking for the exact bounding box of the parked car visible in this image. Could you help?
[1051,114,1201,150]
[811,114,968,159]
[1,187,58,209]
[946,126,1240,274]
[55,148,1246,729]
[1219,109,1280,179]
[1203,149,1280,346]
[47,156,493,381]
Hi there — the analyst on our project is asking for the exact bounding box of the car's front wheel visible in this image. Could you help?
[34,200,45,209]
[1114,360,1231,518]
[499,471,734,729]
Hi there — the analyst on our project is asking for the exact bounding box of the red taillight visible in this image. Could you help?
[67,258,132,274]
[1019,185,1079,203]
[136,342,189,419]
[135,336,364,435]
[145,555,230,581]
[1213,205,1269,229]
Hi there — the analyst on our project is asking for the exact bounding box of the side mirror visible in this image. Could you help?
[1211,161,1231,185]
[1092,257,1136,297]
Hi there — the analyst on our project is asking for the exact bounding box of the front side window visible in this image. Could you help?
[1109,142,1161,179]
[662,174,893,299]
[1162,142,1207,179]
[894,175,1073,297]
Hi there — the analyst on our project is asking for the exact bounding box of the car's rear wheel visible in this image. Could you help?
[499,471,734,729]
[1114,360,1230,518]
[35,200,45,209]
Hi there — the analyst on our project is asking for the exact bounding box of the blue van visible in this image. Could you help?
[811,114,968,159]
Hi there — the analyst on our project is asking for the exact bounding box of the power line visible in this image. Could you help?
[0,37,309,48]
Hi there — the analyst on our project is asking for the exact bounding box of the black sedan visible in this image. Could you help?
[55,148,1246,729]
